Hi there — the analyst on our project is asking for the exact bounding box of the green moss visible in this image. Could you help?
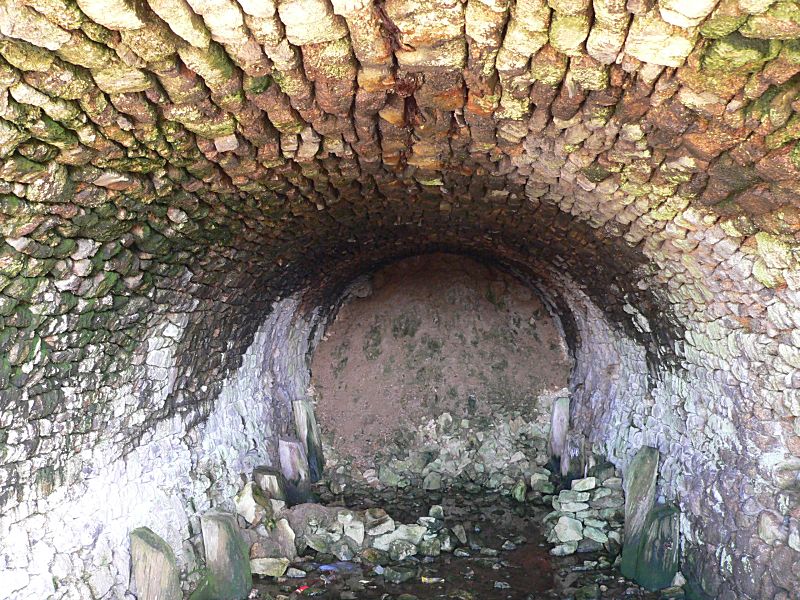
[178,42,234,92]
[271,69,310,98]
[745,83,783,121]
[531,55,568,86]
[791,140,800,169]
[484,286,506,309]
[740,1,800,39]
[86,272,119,298]
[311,37,355,80]
[98,157,166,173]
[8,305,34,328]
[781,39,800,64]
[0,357,10,391]
[0,39,54,71]
[243,74,272,94]
[702,32,781,73]
[392,313,421,338]
[0,295,18,317]
[181,116,237,139]
[363,322,383,360]
[701,14,748,39]
[35,465,57,496]
[549,13,590,55]
[422,336,443,358]
[0,120,29,159]
[570,60,609,91]
[752,258,785,288]
[28,115,78,147]
[0,155,47,181]
[497,94,530,120]
[755,231,793,268]
[3,276,40,301]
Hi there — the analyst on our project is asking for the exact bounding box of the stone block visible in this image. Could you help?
[130,527,182,600]
[277,0,347,45]
[554,515,583,542]
[278,438,309,484]
[549,395,569,459]
[234,482,273,525]
[250,557,289,577]
[191,512,252,600]
[659,0,717,28]
[624,9,696,67]
[702,32,781,72]
[75,0,147,29]
[147,0,211,47]
[0,1,71,51]
[549,12,591,56]
[630,505,680,591]
[252,465,288,500]
[620,446,659,580]
[292,399,324,482]
[740,1,800,39]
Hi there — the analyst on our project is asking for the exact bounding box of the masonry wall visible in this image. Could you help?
[0,297,310,599]
[1,0,800,597]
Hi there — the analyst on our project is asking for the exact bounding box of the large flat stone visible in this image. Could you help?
[192,512,252,600]
[620,446,659,580]
[130,528,182,600]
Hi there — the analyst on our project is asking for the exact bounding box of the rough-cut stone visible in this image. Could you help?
[277,0,348,45]
[423,471,443,490]
[631,505,680,591]
[620,447,659,581]
[194,512,252,600]
[75,0,146,29]
[554,516,583,542]
[740,1,800,39]
[549,396,570,459]
[147,0,212,47]
[279,439,309,482]
[130,528,182,600]
[571,477,596,492]
[0,0,799,598]
[659,0,717,28]
[252,466,288,501]
[625,10,695,66]
[250,557,289,577]
[372,524,426,551]
[235,482,273,525]
[0,1,71,51]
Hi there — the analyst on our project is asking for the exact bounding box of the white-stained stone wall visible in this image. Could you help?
[0,296,313,600]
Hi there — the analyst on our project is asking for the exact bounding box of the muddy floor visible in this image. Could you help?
[311,254,571,465]
[252,486,662,600]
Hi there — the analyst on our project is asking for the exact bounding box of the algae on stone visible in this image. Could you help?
[130,527,182,600]
[193,512,252,600]
[620,446,659,581]
[630,505,680,591]
[702,32,781,72]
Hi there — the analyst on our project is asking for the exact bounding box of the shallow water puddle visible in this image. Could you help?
[252,490,659,600]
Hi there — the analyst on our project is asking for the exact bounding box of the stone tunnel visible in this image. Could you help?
[0,0,799,598]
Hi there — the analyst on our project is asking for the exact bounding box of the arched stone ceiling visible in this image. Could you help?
[1,0,800,598]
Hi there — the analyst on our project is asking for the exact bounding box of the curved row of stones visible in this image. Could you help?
[0,0,799,598]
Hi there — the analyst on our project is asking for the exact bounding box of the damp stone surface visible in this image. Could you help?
[0,0,799,598]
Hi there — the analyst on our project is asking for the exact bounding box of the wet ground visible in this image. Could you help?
[252,485,662,600]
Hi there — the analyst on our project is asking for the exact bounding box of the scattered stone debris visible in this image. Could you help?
[135,407,686,599]
[248,482,663,600]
